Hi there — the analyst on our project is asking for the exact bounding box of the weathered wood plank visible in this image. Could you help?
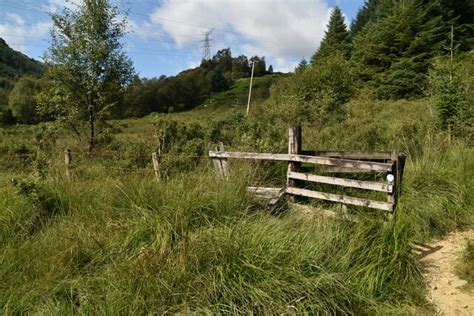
[302,150,392,160]
[287,171,393,193]
[318,166,374,173]
[267,187,287,210]
[247,187,282,198]
[285,187,394,211]
[208,151,393,172]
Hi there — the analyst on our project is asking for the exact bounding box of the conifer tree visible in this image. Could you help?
[429,27,469,142]
[311,7,350,63]
[295,58,308,73]
[350,0,379,38]
[351,0,451,99]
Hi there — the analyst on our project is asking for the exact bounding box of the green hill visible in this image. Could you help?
[0,38,45,104]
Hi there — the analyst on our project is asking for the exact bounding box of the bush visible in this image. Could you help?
[257,53,354,127]
[9,76,43,124]
[0,103,15,126]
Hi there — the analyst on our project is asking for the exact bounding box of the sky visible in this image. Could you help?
[0,0,364,78]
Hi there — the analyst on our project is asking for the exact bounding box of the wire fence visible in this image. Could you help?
[0,149,213,179]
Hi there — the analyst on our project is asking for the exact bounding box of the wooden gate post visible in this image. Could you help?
[387,150,399,219]
[64,149,72,179]
[287,126,302,201]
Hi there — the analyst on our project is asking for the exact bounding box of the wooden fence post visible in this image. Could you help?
[287,126,302,201]
[218,142,229,180]
[151,152,160,182]
[212,142,229,180]
[64,149,72,179]
[387,150,399,219]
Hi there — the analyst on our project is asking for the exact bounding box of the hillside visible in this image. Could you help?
[0,38,45,104]
[0,38,44,80]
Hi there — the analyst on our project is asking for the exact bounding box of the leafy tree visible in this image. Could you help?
[231,55,250,79]
[250,56,266,76]
[268,65,274,73]
[210,68,229,92]
[9,76,43,124]
[39,0,134,152]
[311,7,351,63]
[212,48,233,73]
[295,58,308,74]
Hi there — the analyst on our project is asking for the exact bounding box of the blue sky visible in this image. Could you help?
[0,0,364,78]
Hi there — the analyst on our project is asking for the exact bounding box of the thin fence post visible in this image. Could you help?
[218,142,229,180]
[64,148,72,179]
[287,126,302,201]
[151,152,161,182]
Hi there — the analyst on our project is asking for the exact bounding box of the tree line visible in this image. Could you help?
[1,0,473,150]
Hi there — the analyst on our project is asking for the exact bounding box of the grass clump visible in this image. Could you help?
[458,240,474,288]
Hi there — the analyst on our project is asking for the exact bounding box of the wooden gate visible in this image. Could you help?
[209,126,405,215]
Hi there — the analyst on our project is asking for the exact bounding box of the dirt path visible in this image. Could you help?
[421,230,474,315]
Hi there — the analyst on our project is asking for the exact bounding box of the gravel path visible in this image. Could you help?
[421,230,474,316]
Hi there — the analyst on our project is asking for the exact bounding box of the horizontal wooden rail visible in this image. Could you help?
[285,187,394,211]
[247,186,282,198]
[287,171,393,193]
[208,151,393,172]
[302,150,392,160]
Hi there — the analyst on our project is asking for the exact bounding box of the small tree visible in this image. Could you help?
[9,76,42,124]
[39,0,134,152]
[268,65,274,73]
[294,58,308,74]
[429,27,469,141]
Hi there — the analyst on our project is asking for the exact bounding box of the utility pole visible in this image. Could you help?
[246,60,257,116]
[201,29,214,61]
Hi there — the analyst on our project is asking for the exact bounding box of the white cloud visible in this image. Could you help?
[41,0,81,13]
[140,0,332,72]
[0,18,51,54]
[6,13,25,25]
[128,20,165,40]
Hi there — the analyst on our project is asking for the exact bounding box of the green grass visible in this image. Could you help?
[458,240,474,291]
[0,93,472,313]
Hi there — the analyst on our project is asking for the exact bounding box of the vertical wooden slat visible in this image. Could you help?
[151,152,160,182]
[287,126,302,201]
[64,149,72,179]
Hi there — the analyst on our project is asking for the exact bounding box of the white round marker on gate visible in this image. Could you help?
[387,174,395,183]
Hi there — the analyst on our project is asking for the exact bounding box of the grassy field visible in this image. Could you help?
[0,90,473,313]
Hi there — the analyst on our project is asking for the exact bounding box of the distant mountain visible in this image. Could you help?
[0,38,45,104]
